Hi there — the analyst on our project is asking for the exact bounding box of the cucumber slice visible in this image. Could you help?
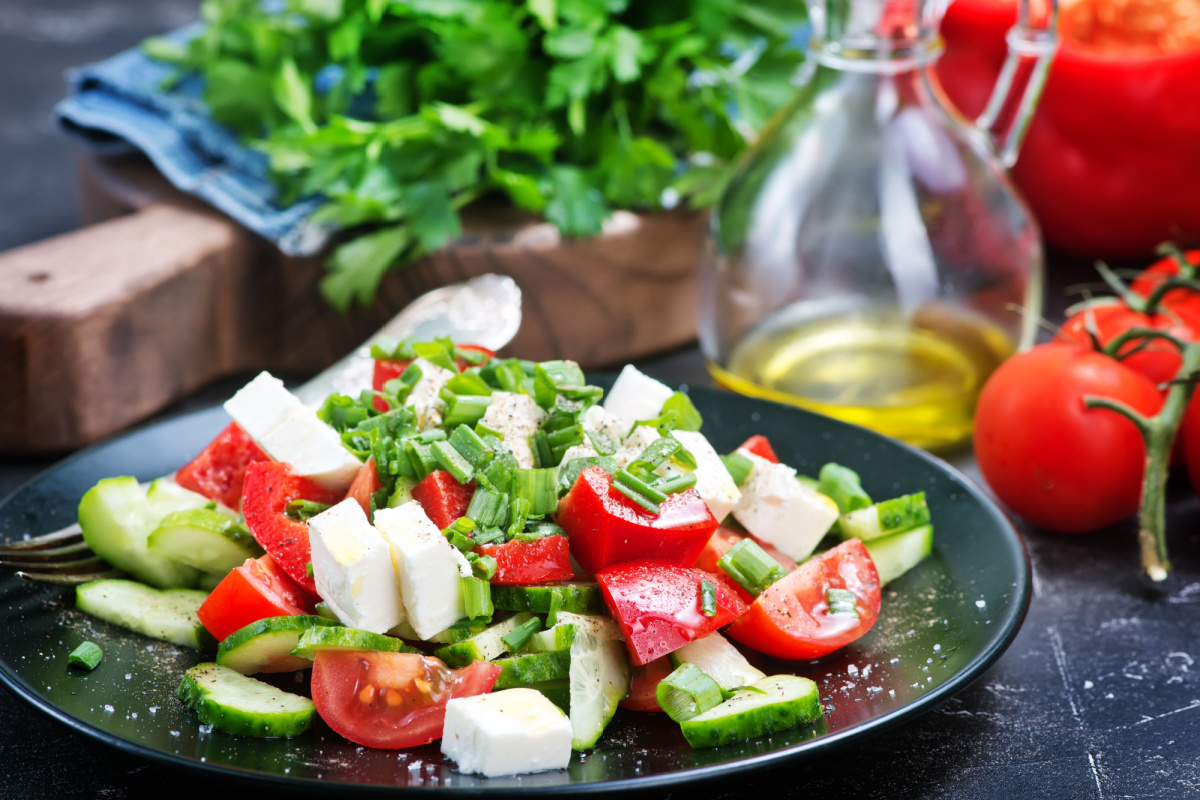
[490,582,604,615]
[290,626,415,659]
[523,623,577,654]
[148,508,264,577]
[389,619,488,644]
[78,477,200,589]
[839,492,930,542]
[679,675,822,749]
[75,579,213,649]
[387,476,418,509]
[523,679,571,713]
[559,612,629,751]
[146,478,216,518]
[434,612,536,667]
[668,632,765,694]
[864,524,934,585]
[493,649,572,688]
[177,662,314,738]
[216,616,343,674]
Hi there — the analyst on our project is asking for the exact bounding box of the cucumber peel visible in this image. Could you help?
[177,662,314,738]
[864,524,934,585]
[217,616,343,674]
[148,508,263,577]
[679,675,822,749]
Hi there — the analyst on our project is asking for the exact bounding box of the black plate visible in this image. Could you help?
[0,386,1029,794]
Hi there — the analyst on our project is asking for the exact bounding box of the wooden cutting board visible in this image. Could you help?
[0,154,706,453]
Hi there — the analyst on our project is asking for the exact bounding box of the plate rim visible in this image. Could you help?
[0,391,1031,795]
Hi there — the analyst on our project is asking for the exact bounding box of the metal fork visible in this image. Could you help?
[0,274,522,587]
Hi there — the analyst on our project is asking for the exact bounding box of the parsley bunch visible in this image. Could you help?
[145,0,804,309]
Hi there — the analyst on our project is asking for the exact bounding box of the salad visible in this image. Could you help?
[68,339,934,778]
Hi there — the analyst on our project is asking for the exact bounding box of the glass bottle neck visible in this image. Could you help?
[807,0,948,73]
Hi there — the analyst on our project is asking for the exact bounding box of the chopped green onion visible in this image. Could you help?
[586,429,619,456]
[530,430,554,468]
[613,480,661,515]
[699,580,717,617]
[558,456,617,495]
[446,371,492,396]
[656,663,723,722]
[432,440,474,484]
[718,539,787,597]
[404,439,439,481]
[413,340,457,371]
[511,469,559,516]
[818,463,872,515]
[318,393,370,432]
[448,425,493,470]
[500,616,544,652]
[533,361,587,407]
[614,469,668,504]
[412,429,447,444]
[826,587,859,618]
[547,424,586,462]
[514,520,566,542]
[476,422,505,441]
[400,361,425,386]
[455,346,488,366]
[654,472,697,496]
[661,391,703,432]
[507,497,531,539]
[305,561,315,578]
[286,499,332,522]
[460,577,494,620]
[467,552,498,580]
[443,517,478,552]
[68,641,103,671]
[492,359,531,394]
[443,394,492,428]
[481,452,516,493]
[314,602,339,621]
[473,527,507,546]
[546,588,565,627]
[467,487,510,529]
[721,452,754,486]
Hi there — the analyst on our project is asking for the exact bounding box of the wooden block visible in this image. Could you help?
[0,155,704,453]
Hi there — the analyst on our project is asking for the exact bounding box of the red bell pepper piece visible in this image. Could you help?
[241,461,342,596]
[174,422,269,510]
[557,467,718,576]
[737,435,779,463]
[596,559,747,666]
[476,535,575,585]
[410,470,475,530]
[345,457,382,518]
[197,554,316,642]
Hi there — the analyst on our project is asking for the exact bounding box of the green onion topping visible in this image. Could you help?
[721,452,754,486]
[699,580,717,618]
[656,663,723,722]
[286,500,333,522]
[500,616,544,652]
[460,576,494,620]
[68,641,103,671]
[718,539,787,597]
[825,587,859,618]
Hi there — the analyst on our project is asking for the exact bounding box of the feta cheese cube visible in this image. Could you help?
[581,405,625,450]
[374,501,471,640]
[602,365,675,438]
[223,372,303,440]
[442,689,573,777]
[612,425,661,470]
[406,357,457,431]
[732,452,838,561]
[479,392,546,469]
[308,499,405,634]
[668,430,742,523]
[559,443,599,464]
[257,406,363,492]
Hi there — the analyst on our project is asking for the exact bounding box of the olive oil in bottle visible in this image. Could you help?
[709,306,1014,450]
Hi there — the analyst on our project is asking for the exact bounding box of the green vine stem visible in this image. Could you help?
[1084,339,1200,582]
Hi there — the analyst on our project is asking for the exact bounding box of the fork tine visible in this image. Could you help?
[0,556,109,572]
[0,541,92,563]
[0,526,85,552]
[16,568,124,586]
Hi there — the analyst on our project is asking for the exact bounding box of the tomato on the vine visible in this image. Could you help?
[974,343,1163,533]
[1130,249,1200,321]
[1060,300,1200,388]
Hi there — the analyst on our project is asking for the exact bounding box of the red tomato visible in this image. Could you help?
[557,467,719,575]
[974,343,1163,532]
[619,657,674,712]
[410,470,475,530]
[727,540,881,661]
[1060,299,1200,388]
[174,422,268,510]
[197,554,315,642]
[345,457,382,518]
[693,526,798,575]
[310,650,499,749]
[1130,249,1200,319]
[476,536,574,585]
[241,461,343,595]
[737,435,779,463]
[596,559,747,666]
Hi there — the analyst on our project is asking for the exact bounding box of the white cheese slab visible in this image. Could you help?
[442,689,573,777]
[479,391,546,469]
[731,451,838,561]
[601,365,675,438]
[308,499,405,634]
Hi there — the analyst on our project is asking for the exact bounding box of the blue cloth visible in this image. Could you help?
[55,25,329,256]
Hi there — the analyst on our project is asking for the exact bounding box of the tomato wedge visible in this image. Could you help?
[345,457,382,518]
[241,461,343,595]
[619,657,673,712]
[197,554,315,642]
[476,535,575,585]
[558,467,718,575]
[311,650,500,749]
[596,559,747,666]
[727,539,881,660]
[737,435,779,463]
[410,470,475,530]
[174,422,268,510]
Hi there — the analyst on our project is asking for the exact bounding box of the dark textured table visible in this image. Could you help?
[5,2,1200,798]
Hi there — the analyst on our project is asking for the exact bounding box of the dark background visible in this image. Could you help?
[5,2,1200,798]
